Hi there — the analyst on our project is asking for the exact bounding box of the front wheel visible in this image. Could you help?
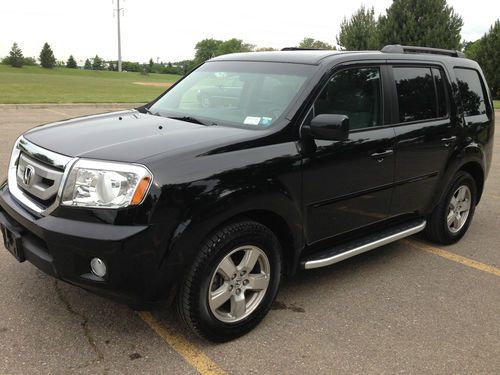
[177,221,282,342]
[424,171,477,244]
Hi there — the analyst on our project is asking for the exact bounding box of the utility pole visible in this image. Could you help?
[115,0,123,72]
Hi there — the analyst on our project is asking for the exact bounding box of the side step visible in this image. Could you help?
[302,219,426,270]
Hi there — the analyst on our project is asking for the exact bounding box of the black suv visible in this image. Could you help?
[0,45,494,341]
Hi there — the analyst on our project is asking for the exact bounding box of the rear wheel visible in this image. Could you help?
[424,171,477,244]
[177,220,282,342]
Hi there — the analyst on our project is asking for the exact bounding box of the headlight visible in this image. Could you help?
[61,159,152,209]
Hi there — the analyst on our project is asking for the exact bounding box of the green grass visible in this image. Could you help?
[0,65,181,103]
[494,100,500,109]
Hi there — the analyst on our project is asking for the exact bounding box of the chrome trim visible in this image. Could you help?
[7,136,77,216]
[18,137,72,170]
[304,220,427,269]
[16,153,64,200]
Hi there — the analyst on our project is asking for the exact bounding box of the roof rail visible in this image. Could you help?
[281,47,325,51]
[381,44,465,58]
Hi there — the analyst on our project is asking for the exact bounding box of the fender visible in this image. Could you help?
[426,142,485,214]
[152,181,303,300]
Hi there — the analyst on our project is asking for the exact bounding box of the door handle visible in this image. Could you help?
[441,136,457,147]
[370,149,394,162]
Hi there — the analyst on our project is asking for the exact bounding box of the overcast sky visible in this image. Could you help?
[0,0,498,64]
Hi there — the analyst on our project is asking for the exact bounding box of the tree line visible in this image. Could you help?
[1,0,498,97]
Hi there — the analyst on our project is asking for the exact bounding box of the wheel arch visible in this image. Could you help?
[158,189,304,301]
[458,161,484,203]
[228,209,298,277]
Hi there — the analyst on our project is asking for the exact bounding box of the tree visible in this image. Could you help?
[66,55,77,69]
[471,20,500,98]
[255,47,278,51]
[194,38,223,64]
[84,58,92,70]
[337,6,380,50]
[92,55,104,70]
[378,0,463,50]
[216,38,255,55]
[194,38,255,65]
[39,42,56,68]
[148,58,154,72]
[23,57,37,66]
[6,42,24,67]
[463,40,480,60]
[298,37,334,49]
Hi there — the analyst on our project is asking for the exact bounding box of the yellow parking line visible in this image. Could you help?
[406,240,500,277]
[138,311,227,375]
[44,108,70,117]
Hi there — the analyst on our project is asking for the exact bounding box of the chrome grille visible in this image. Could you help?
[16,153,64,202]
[8,137,75,215]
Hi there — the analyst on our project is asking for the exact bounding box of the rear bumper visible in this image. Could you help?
[0,183,163,309]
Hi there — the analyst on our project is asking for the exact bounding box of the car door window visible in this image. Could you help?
[454,68,488,118]
[314,67,382,130]
[394,67,439,123]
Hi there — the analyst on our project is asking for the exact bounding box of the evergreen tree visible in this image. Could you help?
[84,58,92,70]
[378,0,463,50]
[7,42,24,68]
[92,55,104,70]
[39,42,56,68]
[66,55,77,69]
[337,6,381,50]
[471,20,500,98]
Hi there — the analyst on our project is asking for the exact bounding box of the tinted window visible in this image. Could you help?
[394,67,437,122]
[315,67,382,130]
[454,68,487,117]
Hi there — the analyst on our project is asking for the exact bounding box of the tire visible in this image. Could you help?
[424,171,477,244]
[177,220,282,342]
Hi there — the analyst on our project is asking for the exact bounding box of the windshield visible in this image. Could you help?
[149,61,315,128]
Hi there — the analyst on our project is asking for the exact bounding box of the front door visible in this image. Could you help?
[302,65,396,244]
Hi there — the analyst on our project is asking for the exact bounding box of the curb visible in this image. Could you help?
[0,103,146,110]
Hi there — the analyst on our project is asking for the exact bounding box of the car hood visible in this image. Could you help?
[23,110,259,163]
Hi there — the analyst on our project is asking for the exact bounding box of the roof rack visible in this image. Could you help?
[381,44,465,58]
[281,47,325,51]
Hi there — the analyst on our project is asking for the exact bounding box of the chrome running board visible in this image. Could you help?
[302,219,426,270]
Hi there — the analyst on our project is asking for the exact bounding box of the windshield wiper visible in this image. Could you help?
[167,116,216,126]
[143,107,160,116]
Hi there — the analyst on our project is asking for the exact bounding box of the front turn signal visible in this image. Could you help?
[131,176,151,205]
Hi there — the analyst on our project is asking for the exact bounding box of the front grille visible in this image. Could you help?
[16,153,64,208]
[8,137,73,215]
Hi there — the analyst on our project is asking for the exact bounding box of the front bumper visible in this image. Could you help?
[0,183,162,309]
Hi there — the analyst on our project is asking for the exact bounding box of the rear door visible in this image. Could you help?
[388,64,457,215]
[302,64,396,243]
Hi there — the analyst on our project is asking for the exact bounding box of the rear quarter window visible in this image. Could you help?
[454,68,488,117]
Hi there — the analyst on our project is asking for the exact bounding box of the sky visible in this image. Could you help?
[0,0,498,65]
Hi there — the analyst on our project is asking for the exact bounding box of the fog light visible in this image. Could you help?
[90,258,107,278]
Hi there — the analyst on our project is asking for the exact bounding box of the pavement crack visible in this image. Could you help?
[54,280,105,365]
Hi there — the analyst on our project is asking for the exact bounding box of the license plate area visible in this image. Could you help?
[0,221,25,262]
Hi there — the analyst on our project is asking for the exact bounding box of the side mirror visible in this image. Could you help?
[305,114,349,141]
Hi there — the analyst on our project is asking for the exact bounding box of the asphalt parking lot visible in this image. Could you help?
[0,105,499,374]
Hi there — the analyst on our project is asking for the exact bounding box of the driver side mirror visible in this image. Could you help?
[305,114,349,141]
